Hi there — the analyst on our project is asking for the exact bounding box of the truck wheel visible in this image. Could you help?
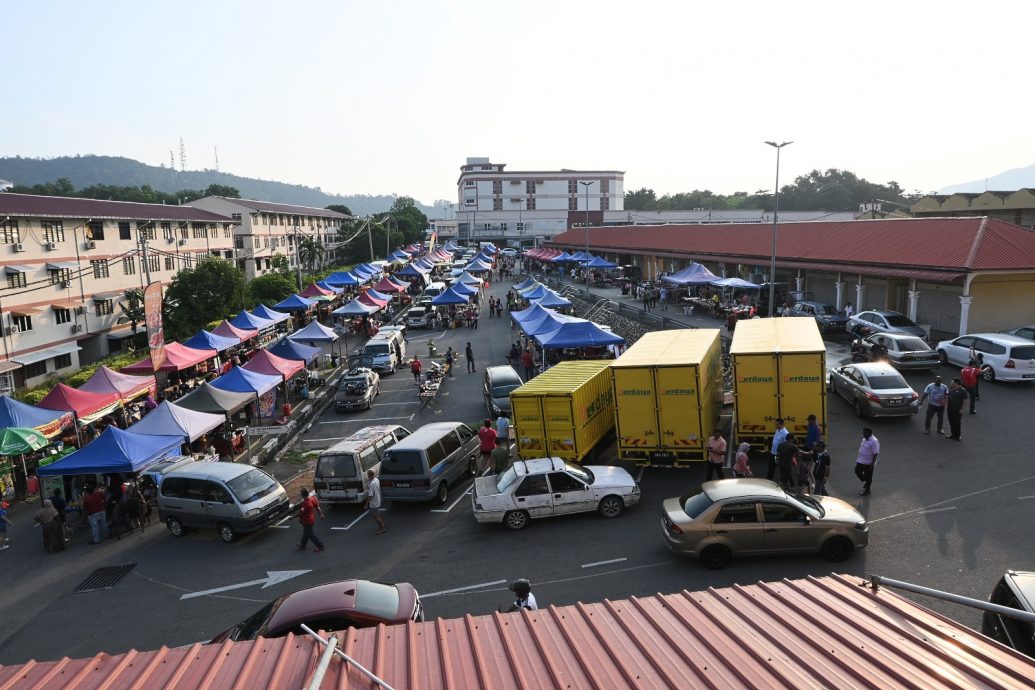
[822,536,853,562]
[700,544,731,569]
[503,510,530,530]
[166,516,185,537]
[598,495,624,518]
[436,482,449,505]
[217,522,236,544]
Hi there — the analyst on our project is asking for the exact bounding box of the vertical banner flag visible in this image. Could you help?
[428,230,438,253]
[144,282,166,372]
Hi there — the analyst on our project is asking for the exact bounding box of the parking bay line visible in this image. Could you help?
[869,474,1035,524]
[430,486,473,513]
[581,557,628,569]
[1019,495,1035,500]
[422,579,508,599]
[318,416,411,425]
[330,508,389,531]
[917,506,957,515]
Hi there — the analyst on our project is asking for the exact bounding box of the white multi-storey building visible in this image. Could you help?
[456,157,624,245]
[0,194,236,389]
[187,197,348,279]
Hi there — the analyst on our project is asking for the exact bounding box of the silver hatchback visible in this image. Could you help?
[660,479,868,569]
[858,333,939,370]
[828,361,919,417]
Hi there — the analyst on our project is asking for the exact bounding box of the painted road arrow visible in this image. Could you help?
[180,570,311,600]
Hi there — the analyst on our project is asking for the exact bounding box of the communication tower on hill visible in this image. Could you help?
[179,138,187,171]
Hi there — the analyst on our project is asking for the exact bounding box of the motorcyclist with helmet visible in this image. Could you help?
[506,579,538,612]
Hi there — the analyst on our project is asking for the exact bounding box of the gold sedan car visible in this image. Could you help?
[660,479,868,569]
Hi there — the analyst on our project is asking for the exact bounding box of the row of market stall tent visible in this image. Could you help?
[524,248,618,269]
[510,279,624,350]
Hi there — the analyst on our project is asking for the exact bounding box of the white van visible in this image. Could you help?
[362,330,406,373]
[423,281,447,298]
[315,425,411,504]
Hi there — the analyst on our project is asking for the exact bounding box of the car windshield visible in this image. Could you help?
[896,337,930,351]
[884,314,915,327]
[316,454,357,478]
[491,382,520,397]
[380,449,423,475]
[227,469,278,504]
[365,344,390,355]
[786,491,826,518]
[495,466,521,493]
[814,304,835,315]
[1011,346,1035,359]
[682,491,714,518]
[354,581,400,620]
[229,599,280,641]
[564,462,594,484]
[867,375,909,390]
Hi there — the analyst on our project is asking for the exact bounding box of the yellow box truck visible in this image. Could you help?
[729,318,827,446]
[510,360,614,462]
[610,329,723,466]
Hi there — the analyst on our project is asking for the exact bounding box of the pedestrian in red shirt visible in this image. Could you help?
[521,349,534,381]
[478,419,497,473]
[82,485,108,544]
[296,488,325,552]
[961,360,980,414]
[410,357,422,384]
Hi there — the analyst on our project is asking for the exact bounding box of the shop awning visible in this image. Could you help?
[213,320,259,342]
[106,329,138,341]
[93,291,122,300]
[0,395,70,438]
[4,265,35,274]
[45,261,80,271]
[51,300,85,310]
[267,338,321,365]
[10,342,81,365]
[251,304,291,324]
[9,306,42,316]
[243,350,305,381]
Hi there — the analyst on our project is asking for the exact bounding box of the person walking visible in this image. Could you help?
[364,469,386,534]
[465,342,475,372]
[776,433,800,490]
[444,347,455,377]
[812,441,831,496]
[945,378,969,441]
[0,500,11,550]
[521,348,534,381]
[296,488,325,552]
[491,437,511,475]
[705,428,727,481]
[733,442,753,477]
[83,485,107,544]
[918,375,948,435]
[34,499,65,553]
[478,419,497,473]
[854,428,879,496]
[768,419,788,481]
[844,301,854,319]
[495,413,510,450]
[961,360,980,414]
[410,357,422,385]
[804,414,822,453]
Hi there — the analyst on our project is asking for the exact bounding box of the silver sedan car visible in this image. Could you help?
[858,333,940,370]
[660,479,868,569]
[828,361,919,417]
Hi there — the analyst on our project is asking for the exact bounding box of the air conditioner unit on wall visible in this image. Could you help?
[71,324,83,334]
[62,281,73,289]
[4,326,19,336]
[84,240,96,250]
[178,239,188,246]
[74,306,85,315]
[45,242,57,251]
[13,243,25,252]
[167,237,175,244]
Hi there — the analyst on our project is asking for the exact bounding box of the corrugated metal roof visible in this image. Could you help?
[2,573,1033,689]
[204,196,347,218]
[0,193,234,222]
[547,217,1035,273]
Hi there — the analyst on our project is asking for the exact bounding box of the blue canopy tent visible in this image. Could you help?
[0,395,69,433]
[182,329,240,352]
[268,338,322,364]
[480,244,497,255]
[458,271,483,285]
[252,304,292,324]
[534,321,626,348]
[451,281,477,296]
[575,253,598,263]
[464,260,493,273]
[315,280,344,294]
[585,256,618,269]
[397,263,430,278]
[569,251,592,261]
[662,263,721,286]
[210,366,281,397]
[230,310,276,332]
[511,303,556,325]
[528,291,573,308]
[550,251,574,262]
[333,299,380,316]
[323,271,362,287]
[512,278,537,291]
[289,320,338,343]
[274,294,318,311]
[710,277,761,289]
[430,287,471,305]
[414,258,436,270]
[364,289,391,302]
[355,263,380,276]
[36,426,183,477]
[523,312,580,336]
[521,285,550,300]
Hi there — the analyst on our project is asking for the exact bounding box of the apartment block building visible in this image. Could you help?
[0,194,236,390]
[186,197,348,279]
[911,188,1035,229]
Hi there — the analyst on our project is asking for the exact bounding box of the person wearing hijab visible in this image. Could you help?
[733,442,753,478]
[34,499,65,553]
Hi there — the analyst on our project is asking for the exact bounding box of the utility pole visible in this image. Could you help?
[139,223,153,286]
[293,226,303,290]
[367,217,376,262]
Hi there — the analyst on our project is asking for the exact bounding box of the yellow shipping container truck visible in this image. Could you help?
[510,360,615,462]
[610,329,723,466]
[730,318,827,445]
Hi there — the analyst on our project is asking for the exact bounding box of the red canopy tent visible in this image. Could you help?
[357,291,389,307]
[38,383,122,423]
[78,366,156,403]
[243,349,305,381]
[121,342,217,374]
[372,277,407,294]
[299,283,334,298]
[212,320,259,342]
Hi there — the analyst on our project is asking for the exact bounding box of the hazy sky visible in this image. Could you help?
[5,1,1034,205]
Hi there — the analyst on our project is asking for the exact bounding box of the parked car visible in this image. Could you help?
[936,333,1035,383]
[982,570,1035,658]
[473,457,640,530]
[334,367,380,412]
[1002,325,1035,341]
[483,365,522,417]
[827,361,919,417]
[500,248,518,257]
[660,478,868,569]
[857,333,940,370]
[788,301,849,333]
[376,324,407,340]
[846,310,927,339]
[379,422,480,504]
[407,307,430,328]
[209,579,423,643]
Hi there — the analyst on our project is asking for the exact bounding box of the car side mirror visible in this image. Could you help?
[803,515,811,525]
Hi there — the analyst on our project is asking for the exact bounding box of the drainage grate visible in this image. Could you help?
[75,563,137,593]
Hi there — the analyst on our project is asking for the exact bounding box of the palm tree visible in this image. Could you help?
[298,236,325,274]
[117,289,146,334]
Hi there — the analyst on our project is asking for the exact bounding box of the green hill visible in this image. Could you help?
[0,154,440,216]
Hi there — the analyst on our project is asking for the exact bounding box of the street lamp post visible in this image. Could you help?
[579,180,594,284]
[764,141,792,316]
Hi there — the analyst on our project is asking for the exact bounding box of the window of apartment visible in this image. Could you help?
[54,308,71,325]
[192,223,208,239]
[500,223,507,233]
[6,272,26,289]
[146,255,160,273]
[49,268,73,285]
[264,237,270,248]
[195,252,207,263]
[95,299,114,316]
[24,361,46,379]
[119,222,132,240]
[253,237,260,248]
[86,221,104,241]
[53,353,72,370]
[183,255,193,268]
[234,237,244,249]
[568,197,578,211]
[164,256,175,271]
[223,225,232,238]
[483,223,492,233]
[250,214,259,226]
[464,198,475,207]
[527,198,536,210]
[123,257,136,275]
[493,198,502,211]
[162,222,173,241]
[568,180,578,194]
[0,220,19,244]
[223,250,233,260]
[254,259,263,272]
[516,222,525,233]
[91,259,109,279]
[12,314,32,331]
[231,213,242,221]
[180,224,189,240]
[138,222,156,240]
[42,221,65,243]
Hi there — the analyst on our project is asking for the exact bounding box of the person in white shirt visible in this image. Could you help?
[507,579,538,611]
[844,301,854,319]
[364,469,386,534]
[495,414,510,448]
[768,419,788,482]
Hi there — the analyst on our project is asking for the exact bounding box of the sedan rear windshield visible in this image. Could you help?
[227,469,278,504]
[867,375,909,390]
[1011,346,1035,360]
[682,491,714,518]
[491,383,521,397]
[380,449,424,475]
[895,337,930,351]
[316,454,358,478]
[884,314,916,327]
[354,581,400,620]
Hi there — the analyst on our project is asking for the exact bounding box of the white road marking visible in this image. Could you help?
[635,467,646,482]
[421,579,508,598]
[581,557,628,569]
[371,401,419,406]
[869,474,1035,523]
[330,509,385,531]
[318,416,411,425]
[430,486,473,513]
[1018,495,1035,500]
[917,506,957,515]
[180,570,310,600]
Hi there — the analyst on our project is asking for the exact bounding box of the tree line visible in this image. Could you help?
[6,177,243,205]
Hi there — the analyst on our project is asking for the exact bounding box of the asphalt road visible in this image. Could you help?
[1,279,1033,664]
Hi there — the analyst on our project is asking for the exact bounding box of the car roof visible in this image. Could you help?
[167,462,260,481]
[957,333,1034,345]
[1006,570,1035,611]
[388,422,467,448]
[701,478,788,501]
[866,332,922,341]
[842,362,902,377]
[485,365,521,383]
[265,579,412,632]
[512,457,567,476]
